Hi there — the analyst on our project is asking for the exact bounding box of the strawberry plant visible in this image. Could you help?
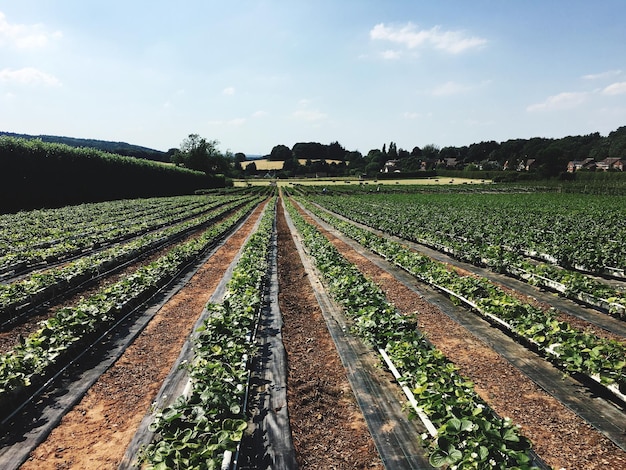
[285,197,538,469]
[139,198,276,469]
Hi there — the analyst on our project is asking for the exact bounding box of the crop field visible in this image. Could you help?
[0,185,625,469]
[234,176,490,187]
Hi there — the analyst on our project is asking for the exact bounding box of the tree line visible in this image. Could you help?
[240,126,626,179]
[0,131,170,163]
[0,137,226,213]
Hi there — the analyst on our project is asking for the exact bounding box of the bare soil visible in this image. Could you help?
[295,203,626,470]
[276,201,384,469]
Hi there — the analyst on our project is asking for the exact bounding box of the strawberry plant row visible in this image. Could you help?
[307,193,626,318]
[306,191,626,277]
[284,197,539,469]
[139,198,277,470]
[0,195,244,278]
[0,199,262,418]
[298,198,626,402]
[0,197,258,323]
[0,195,208,253]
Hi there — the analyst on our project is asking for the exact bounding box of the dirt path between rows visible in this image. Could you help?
[20,204,266,470]
[276,200,384,469]
[292,199,626,470]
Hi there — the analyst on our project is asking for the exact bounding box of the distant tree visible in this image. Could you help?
[364,149,385,176]
[244,161,257,176]
[327,141,347,161]
[387,142,398,159]
[466,141,500,163]
[282,156,301,176]
[421,144,440,160]
[607,126,626,158]
[439,146,459,160]
[292,142,326,161]
[411,146,422,157]
[269,144,292,161]
[234,152,246,162]
[172,134,229,174]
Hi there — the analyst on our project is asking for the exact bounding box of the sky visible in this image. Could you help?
[1,1,626,156]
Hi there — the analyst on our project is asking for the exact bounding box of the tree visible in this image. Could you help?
[327,141,347,161]
[244,161,257,176]
[172,134,228,175]
[421,144,440,160]
[387,142,398,159]
[292,142,326,161]
[282,156,301,175]
[269,144,292,161]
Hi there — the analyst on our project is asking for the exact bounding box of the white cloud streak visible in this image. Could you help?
[527,92,588,112]
[432,81,472,96]
[602,81,626,95]
[528,80,626,112]
[0,11,62,48]
[370,22,487,54]
[582,70,622,80]
[0,67,61,86]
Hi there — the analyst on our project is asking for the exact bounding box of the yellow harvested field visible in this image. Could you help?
[240,159,342,170]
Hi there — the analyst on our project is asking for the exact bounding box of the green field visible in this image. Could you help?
[233,176,491,187]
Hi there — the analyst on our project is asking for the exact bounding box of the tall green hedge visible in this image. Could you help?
[0,137,227,212]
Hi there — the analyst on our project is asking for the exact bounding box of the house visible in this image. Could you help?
[517,159,536,171]
[382,159,400,173]
[596,157,624,171]
[440,157,458,169]
[566,158,596,173]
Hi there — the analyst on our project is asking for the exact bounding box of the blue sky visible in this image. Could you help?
[1,1,626,156]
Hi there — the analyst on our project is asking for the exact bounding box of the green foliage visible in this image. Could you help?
[268,144,292,161]
[0,137,221,212]
[285,197,537,469]
[172,134,230,175]
[0,199,262,413]
[0,196,253,318]
[140,198,276,469]
[0,131,169,162]
[300,195,626,391]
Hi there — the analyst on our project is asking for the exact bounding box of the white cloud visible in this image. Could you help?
[527,91,588,112]
[582,70,622,80]
[370,22,487,54]
[602,81,626,95]
[432,81,472,96]
[403,111,421,119]
[251,110,268,118]
[222,86,235,95]
[381,49,402,60]
[0,67,61,86]
[0,11,62,48]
